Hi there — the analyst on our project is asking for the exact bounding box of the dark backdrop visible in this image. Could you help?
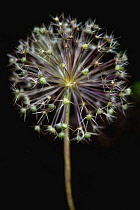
[0,2,140,210]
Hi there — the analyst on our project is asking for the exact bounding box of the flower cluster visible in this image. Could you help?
[9,14,131,142]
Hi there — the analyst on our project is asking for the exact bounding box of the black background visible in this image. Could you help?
[0,2,140,210]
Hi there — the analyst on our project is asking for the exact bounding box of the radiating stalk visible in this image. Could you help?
[64,89,75,210]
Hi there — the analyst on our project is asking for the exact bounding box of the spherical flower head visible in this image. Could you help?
[8,14,131,142]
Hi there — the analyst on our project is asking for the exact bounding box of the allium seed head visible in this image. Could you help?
[9,14,131,142]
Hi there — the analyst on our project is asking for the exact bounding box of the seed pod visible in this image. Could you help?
[58,132,65,138]
[39,77,47,85]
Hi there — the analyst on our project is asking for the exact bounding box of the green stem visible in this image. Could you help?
[64,89,75,210]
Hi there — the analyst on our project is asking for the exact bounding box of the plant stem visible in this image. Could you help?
[64,89,75,210]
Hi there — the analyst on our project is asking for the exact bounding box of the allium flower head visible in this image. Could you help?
[9,14,131,142]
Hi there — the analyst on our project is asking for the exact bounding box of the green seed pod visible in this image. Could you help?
[122,53,128,61]
[86,114,92,120]
[33,27,40,33]
[81,44,89,50]
[125,88,131,95]
[30,105,37,112]
[14,89,23,100]
[84,29,92,34]
[60,63,66,68]
[82,68,89,75]
[61,123,68,129]
[17,44,24,52]
[63,98,70,104]
[76,135,82,141]
[107,102,113,107]
[39,27,46,34]
[84,132,91,138]
[34,125,41,132]
[20,70,27,77]
[58,132,65,138]
[47,125,56,134]
[122,104,128,110]
[39,77,47,85]
[21,57,27,63]
[20,107,26,114]
[55,123,62,129]
[107,108,114,115]
[97,108,103,115]
[23,96,30,105]
[9,58,15,64]
[115,64,124,71]
[14,89,20,96]
[93,24,99,30]
[48,104,55,110]
[46,49,53,55]
[119,92,125,98]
